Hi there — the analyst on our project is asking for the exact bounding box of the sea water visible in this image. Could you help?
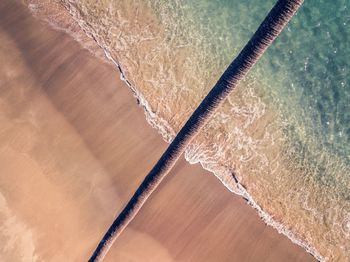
[45,0,350,260]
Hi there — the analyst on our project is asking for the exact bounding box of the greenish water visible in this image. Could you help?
[157,0,350,160]
[59,0,350,260]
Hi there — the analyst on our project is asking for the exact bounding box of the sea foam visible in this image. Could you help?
[26,0,350,260]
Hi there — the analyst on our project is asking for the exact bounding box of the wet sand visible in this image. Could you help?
[0,1,315,261]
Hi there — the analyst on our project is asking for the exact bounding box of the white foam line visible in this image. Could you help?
[51,2,324,261]
[189,158,324,261]
[59,0,176,144]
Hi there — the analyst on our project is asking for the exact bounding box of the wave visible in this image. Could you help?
[25,0,350,260]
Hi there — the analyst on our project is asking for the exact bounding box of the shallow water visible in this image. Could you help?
[47,0,350,260]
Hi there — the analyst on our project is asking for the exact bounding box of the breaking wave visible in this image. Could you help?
[26,0,350,260]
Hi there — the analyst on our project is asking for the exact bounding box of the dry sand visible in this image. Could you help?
[0,1,315,261]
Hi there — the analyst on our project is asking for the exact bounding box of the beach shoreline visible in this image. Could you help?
[0,0,315,261]
[25,1,325,260]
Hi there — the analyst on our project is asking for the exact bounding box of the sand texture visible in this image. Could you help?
[0,1,315,261]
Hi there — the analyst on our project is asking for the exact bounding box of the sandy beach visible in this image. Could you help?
[0,1,315,261]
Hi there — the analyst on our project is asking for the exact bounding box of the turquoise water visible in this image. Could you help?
[161,0,350,160]
[58,0,350,260]
[265,0,350,161]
